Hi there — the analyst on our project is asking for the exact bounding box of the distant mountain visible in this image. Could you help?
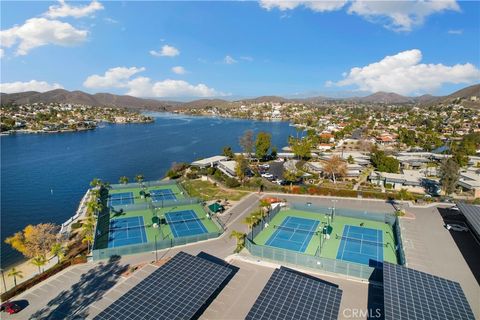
[351,92,414,104]
[0,89,179,110]
[1,84,479,110]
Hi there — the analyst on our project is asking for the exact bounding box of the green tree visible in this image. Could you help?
[90,178,103,188]
[243,215,260,240]
[135,174,145,184]
[222,146,235,159]
[119,176,129,184]
[50,243,65,264]
[439,158,460,195]
[289,137,311,159]
[255,132,271,160]
[239,130,255,155]
[271,146,278,159]
[371,149,399,173]
[235,154,249,183]
[31,255,47,274]
[7,267,23,287]
[347,155,354,164]
[229,230,246,253]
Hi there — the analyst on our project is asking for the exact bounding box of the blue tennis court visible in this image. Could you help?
[336,225,384,267]
[265,216,319,253]
[151,189,177,202]
[108,192,134,206]
[107,216,147,248]
[165,210,207,238]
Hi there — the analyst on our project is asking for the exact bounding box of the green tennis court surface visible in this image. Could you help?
[107,183,186,205]
[253,209,398,265]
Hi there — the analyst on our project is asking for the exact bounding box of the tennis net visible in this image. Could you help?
[336,234,386,247]
[105,224,149,234]
[273,225,319,235]
[166,217,206,225]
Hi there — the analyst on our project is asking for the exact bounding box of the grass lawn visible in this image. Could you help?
[253,209,398,264]
[181,179,249,201]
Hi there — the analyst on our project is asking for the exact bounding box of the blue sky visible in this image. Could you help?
[1,1,479,99]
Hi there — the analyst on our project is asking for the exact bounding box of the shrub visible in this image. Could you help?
[224,177,240,188]
[71,222,83,229]
[186,171,198,180]
[385,183,393,189]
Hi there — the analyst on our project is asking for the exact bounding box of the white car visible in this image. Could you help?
[273,179,284,185]
[445,224,469,232]
[450,206,460,211]
[261,173,274,179]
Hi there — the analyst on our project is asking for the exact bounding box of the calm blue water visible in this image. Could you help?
[1,113,296,267]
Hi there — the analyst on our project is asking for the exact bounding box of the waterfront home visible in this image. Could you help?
[191,155,229,169]
[217,160,237,177]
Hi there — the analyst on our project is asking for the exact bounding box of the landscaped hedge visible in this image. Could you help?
[0,242,88,301]
[284,185,420,201]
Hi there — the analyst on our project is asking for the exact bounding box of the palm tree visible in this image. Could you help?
[50,243,64,264]
[7,267,23,287]
[243,215,260,241]
[31,256,47,274]
[90,178,102,188]
[82,233,94,253]
[135,174,145,184]
[229,230,246,253]
[119,176,129,184]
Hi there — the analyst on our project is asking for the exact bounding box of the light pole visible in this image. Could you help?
[154,234,158,262]
[1,268,6,292]
[330,199,337,223]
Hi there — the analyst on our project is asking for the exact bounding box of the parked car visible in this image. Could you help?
[259,164,270,170]
[445,224,469,232]
[273,179,284,185]
[261,173,274,180]
[1,301,23,315]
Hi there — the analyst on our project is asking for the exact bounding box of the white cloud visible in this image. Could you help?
[0,49,4,58]
[0,80,63,93]
[329,49,480,95]
[84,66,223,98]
[104,17,119,24]
[83,67,146,88]
[150,45,180,57]
[45,0,104,19]
[347,0,460,32]
[448,29,463,35]
[260,0,347,12]
[0,18,88,55]
[171,66,187,74]
[240,56,254,62]
[259,0,460,32]
[224,55,237,64]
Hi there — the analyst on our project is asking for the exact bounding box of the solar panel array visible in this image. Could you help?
[94,251,233,320]
[383,262,475,320]
[246,267,342,320]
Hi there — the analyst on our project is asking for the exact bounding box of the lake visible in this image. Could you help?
[1,113,297,267]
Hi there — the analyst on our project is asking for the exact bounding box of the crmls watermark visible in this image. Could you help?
[342,308,382,319]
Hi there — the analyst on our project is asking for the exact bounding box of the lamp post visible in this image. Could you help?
[1,268,7,292]
[330,199,337,223]
[154,234,158,262]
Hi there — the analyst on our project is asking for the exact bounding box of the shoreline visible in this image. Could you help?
[0,119,155,136]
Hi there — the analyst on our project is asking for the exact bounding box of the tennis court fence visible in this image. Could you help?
[289,203,396,225]
[92,231,222,261]
[109,180,181,190]
[151,197,202,208]
[245,238,380,281]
